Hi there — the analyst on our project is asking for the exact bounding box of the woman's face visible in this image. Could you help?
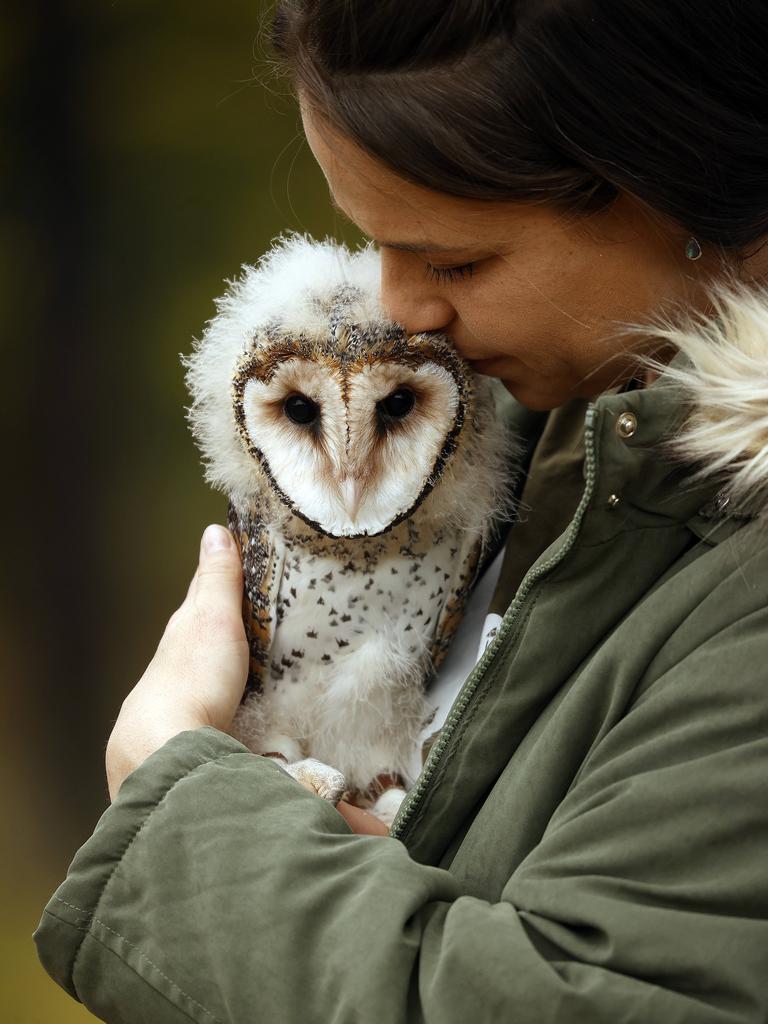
[300,99,722,411]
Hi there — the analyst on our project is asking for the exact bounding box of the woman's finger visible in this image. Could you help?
[194,525,244,630]
[335,800,390,836]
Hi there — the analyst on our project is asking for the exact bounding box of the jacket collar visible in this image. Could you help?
[587,279,768,536]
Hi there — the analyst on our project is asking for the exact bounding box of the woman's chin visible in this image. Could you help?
[501,378,564,411]
[470,362,575,411]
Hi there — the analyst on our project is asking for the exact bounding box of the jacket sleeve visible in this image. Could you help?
[34,609,768,1024]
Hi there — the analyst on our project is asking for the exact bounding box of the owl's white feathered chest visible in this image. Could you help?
[243,514,473,789]
[270,522,456,682]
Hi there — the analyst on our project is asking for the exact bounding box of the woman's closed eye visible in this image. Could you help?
[424,261,476,284]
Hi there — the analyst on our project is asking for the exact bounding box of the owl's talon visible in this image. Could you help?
[281,757,347,805]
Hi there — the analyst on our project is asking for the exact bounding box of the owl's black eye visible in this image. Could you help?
[379,387,415,420]
[283,392,318,425]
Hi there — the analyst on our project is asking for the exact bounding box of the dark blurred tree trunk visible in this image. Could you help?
[7,1,110,859]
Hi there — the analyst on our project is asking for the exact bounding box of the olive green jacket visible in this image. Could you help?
[35,287,768,1022]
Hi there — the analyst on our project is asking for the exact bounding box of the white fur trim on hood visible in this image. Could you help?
[639,277,768,517]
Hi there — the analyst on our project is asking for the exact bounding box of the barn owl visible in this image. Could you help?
[183,234,517,824]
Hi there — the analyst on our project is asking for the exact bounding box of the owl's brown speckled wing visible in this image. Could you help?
[427,530,485,674]
[227,500,285,696]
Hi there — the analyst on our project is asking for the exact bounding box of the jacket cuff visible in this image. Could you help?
[32,726,277,1000]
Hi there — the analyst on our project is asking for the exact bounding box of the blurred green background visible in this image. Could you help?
[3,2,363,1018]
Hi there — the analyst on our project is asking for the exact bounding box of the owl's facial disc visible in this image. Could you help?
[342,361,461,534]
[236,352,464,537]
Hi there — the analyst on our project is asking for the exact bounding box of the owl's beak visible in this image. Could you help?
[339,476,364,522]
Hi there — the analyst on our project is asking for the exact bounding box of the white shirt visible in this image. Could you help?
[407,545,507,782]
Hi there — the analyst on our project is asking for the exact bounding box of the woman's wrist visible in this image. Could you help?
[106,697,210,802]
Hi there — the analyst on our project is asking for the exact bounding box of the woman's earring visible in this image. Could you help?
[685,236,703,261]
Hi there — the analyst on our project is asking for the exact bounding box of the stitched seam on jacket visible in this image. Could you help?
[68,751,247,1018]
[406,589,542,835]
[44,906,221,1023]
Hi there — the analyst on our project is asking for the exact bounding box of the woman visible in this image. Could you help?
[35,2,768,1021]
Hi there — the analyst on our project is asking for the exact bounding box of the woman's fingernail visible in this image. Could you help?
[202,524,232,555]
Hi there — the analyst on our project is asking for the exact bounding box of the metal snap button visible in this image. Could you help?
[616,411,638,439]
[606,494,621,509]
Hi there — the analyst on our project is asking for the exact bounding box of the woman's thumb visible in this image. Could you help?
[196,525,244,624]
[201,523,237,559]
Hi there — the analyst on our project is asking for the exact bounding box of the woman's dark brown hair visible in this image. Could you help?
[271,0,768,253]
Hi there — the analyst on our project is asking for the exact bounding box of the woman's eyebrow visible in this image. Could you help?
[380,240,459,254]
[328,190,460,254]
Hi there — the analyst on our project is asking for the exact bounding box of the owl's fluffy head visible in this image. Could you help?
[183,233,516,538]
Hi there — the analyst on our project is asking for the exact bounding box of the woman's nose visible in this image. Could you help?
[379,249,455,334]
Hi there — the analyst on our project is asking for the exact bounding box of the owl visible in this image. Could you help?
[183,233,517,824]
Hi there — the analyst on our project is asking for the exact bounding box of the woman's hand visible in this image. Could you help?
[105,524,390,836]
[335,801,390,836]
[106,524,249,802]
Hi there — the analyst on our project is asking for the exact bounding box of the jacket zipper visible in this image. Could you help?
[389,405,600,841]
